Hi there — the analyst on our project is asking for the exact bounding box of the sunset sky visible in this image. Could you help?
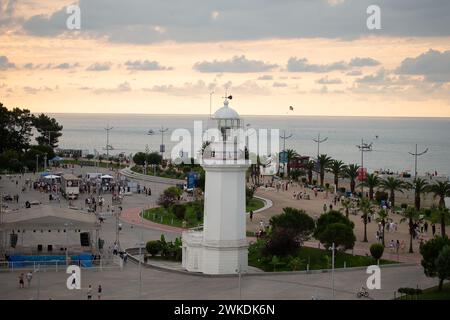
[1,0,450,117]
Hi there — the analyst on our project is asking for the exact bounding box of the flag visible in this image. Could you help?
[289,106,294,111]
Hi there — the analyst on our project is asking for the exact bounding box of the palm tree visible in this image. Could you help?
[358,197,373,242]
[304,160,316,185]
[344,164,360,194]
[379,177,409,209]
[359,173,380,201]
[328,160,347,190]
[285,149,298,177]
[341,198,354,218]
[317,154,332,187]
[429,181,450,209]
[410,177,429,211]
[375,209,389,247]
[431,207,450,237]
[400,207,419,253]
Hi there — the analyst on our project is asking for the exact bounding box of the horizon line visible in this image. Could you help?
[41,112,450,119]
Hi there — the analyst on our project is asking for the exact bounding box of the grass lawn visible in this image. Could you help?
[143,204,202,229]
[248,240,397,272]
[144,198,265,229]
[415,282,450,300]
[246,198,265,212]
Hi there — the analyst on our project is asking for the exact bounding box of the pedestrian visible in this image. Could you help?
[259,220,264,229]
[424,221,429,233]
[87,285,92,300]
[432,223,436,236]
[329,204,333,211]
[26,271,33,287]
[97,285,102,300]
[19,273,24,288]
[249,210,253,221]
[113,242,118,255]
[323,204,327,213]
[396,240,400,254]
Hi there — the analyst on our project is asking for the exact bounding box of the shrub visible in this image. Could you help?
[263,229,299,257]
[158,186,182,208]
[401,203,408,210]
[172,204,186,220]
[146,240,161,256]
[370,243,384,261]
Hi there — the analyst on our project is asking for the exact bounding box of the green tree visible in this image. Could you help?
[314,210,354,239]
[133,152,147,166]
[358,197,373,242]
[410,177,429,211]
[304,160,315,185]
[420,236,450,291]
[431,207,450,237]
[287,257,305,271]
[327,159,346,190]
[24,145,55,171]
[285,149,298,177]
[429,181,450,209]
[435,245,450,291]
[341,198,353,218]
[370,243,384,262]
[317,154,332,187]
[146,240,161,256]
[32,113,63,148]
[317,223,356,250]
[264,208,315,257]
[375,209,389,247]
[400,207,420,253]
[359,173,380,201]
[147,152,162,165]
[344,164,360,194]
[379,177,409,209]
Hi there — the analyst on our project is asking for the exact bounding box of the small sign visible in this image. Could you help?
[279,151,288,164]
[358,167,367,181]
[160,144,165,153]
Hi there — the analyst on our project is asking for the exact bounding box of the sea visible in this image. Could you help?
[49,113,450,177]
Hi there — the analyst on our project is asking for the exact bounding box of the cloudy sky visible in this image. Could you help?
[1,0,450,116]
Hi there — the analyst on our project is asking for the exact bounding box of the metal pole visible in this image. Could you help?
[408,145,428,179]
[44,153,47,171]
[361,138,364,195]
[36,155,39,173]
[105,125,114,161]
[37,264,40,300]
[138,209,143,299]
[313,133,328,183]
[331,242,335,300]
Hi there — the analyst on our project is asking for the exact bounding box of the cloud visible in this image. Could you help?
[194,55,278,73]
[355,69,389,83]
[272,82,288,88]
[23,86,53,95]
[52,62,79,70]
[0,0,17,27]
[257,75,273,81]
[124,60,172,71]
[346,70,362,76]
[395,49,450,83]
[86,62,112,71]
[0,55,16,70]
[349,57,380,67]
[143,80,216,96]
[316,76,342,84]
[287,57,347,73]
[19,1,450,43]
[23,63,39,69]
[92,81,132,94]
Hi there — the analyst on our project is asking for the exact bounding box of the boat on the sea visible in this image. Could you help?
[148,129,155,135]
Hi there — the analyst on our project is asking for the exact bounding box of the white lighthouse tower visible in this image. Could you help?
[182,97,250,274]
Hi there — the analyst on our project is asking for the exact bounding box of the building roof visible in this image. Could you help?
[213,99,240,119]
[0,205,97,230]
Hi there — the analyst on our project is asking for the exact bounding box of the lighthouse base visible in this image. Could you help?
[182,230,248,275]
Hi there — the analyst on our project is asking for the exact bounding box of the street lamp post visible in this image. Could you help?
[159,126,169,160]
[313,133,328,183]
[35,155,39,173]
[44,153,47,171]
[280,130,293,177]
[331,242,335,299]
[408,144,429,179]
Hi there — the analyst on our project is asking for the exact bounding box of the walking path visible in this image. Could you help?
[121,207,185,234]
